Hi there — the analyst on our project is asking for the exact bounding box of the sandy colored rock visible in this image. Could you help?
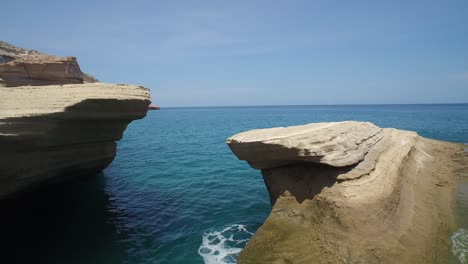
[0,83,150,198]
[0,54,84,86]
[226,122,467,264]
[0,83,150,197]
[0,40,38,63]
[227,121,383,168]
[0,41,150,198]
[0,83,150,119]
[0,41,98,86]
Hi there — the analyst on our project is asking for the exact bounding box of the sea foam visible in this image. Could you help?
[198,224,253,264]
[452,228,468,263]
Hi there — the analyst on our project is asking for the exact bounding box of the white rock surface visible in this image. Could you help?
[227,121,384,168]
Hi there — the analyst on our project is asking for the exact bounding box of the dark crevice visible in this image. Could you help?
[261,162,356,205]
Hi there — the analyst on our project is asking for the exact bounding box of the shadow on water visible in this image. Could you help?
[0,173,128,264]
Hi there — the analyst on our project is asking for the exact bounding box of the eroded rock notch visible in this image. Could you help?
[227,121,466,263]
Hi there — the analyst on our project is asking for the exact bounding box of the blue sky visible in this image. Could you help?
[3,0,468,106]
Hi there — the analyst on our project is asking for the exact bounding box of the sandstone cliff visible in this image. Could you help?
[227,121,467,263]
[0,41,151,198]
[0,41,97,87]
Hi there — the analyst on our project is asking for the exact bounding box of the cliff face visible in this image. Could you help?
[0,41,150,198]
[227,121,467,263]
[0,41,97,87]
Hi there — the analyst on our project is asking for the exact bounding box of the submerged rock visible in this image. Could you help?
[227,121,467,263]
[0,41,151,198]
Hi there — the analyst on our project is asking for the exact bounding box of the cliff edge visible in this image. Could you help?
[0,41,151,198]
[227,121,467,263]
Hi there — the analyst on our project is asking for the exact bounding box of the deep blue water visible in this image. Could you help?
[1,104,467,264]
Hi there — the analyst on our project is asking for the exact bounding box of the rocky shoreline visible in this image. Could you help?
[0,41,151,198]
[1,41,466,263]
[227,121,467,263]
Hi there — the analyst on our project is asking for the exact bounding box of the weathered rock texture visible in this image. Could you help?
[0,41,98,87]
[0,41,35,63]
[0,41,150,198]
[227,121,467,264]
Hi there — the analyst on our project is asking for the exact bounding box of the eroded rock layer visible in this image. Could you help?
[0,41,150,198]
[0,41,97,87]
[0,83,150,197]
[227,121,467,264]
[227,121,383,168]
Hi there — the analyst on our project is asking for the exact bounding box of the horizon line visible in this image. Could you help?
[155,102,468,108]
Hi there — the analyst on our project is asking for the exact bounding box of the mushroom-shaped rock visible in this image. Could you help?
[227,121,383,169]
[226,121,466,264]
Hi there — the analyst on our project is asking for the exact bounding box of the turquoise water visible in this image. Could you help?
[1,104,467,263]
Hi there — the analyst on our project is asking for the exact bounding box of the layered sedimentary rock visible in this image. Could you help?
[0,40,35,63]
[0,41,97,87]
[227,121,467,263]
[0,41,150,198]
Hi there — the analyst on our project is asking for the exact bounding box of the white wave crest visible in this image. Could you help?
[452,228,468,263]
[198,224,254,264]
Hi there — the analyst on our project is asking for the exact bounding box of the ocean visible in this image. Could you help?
[1,104,467,264]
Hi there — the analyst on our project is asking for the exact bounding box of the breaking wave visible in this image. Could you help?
[452,228,468,263]
[198,224,254,264]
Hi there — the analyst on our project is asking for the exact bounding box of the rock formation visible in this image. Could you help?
[227,121,467,263]
[0,41,151,198]
[0,40,98,87]
[148,104,160,110]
